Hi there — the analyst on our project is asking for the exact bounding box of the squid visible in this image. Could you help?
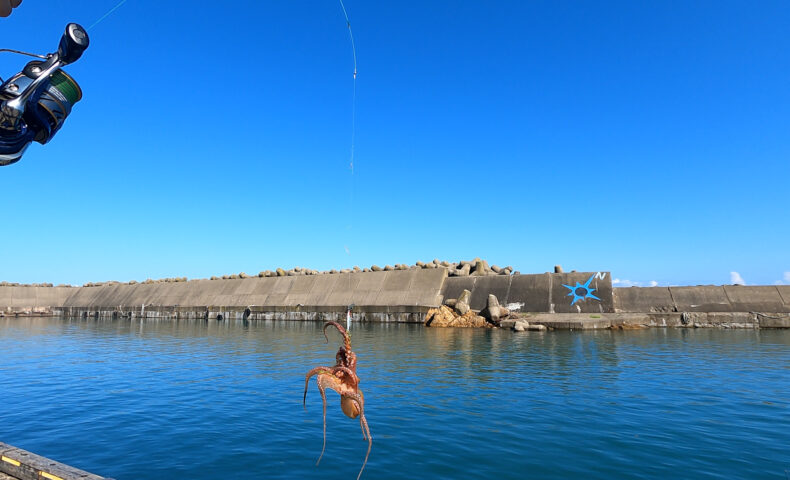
[304,321,371,480]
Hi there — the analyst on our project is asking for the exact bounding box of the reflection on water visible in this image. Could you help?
[1,318,789,479]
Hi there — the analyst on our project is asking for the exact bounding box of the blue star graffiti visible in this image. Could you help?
[563,274,601,305]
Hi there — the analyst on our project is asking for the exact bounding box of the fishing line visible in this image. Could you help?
[88,0,128,30]
[338,0,357,261]
[338,0,358,328]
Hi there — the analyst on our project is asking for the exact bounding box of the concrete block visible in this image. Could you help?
[350,271,386,292]
[218,279,243,295]
[324,291,354,307]
[288,275,317,294]
[403,269,445,306]
[270,277,295,295]
[409,268,446,292]
[263,293,288,306]
[550,272,613,313]
[352,290,382,307]
[468,276,511,311]
[505,274,551,312]
[382,270,413,291]
[670,286,732,312]
[756,313,790,328]
[613,287,675,313]
[441,277,477,304]
[723,285,788,312]
[775,286,790,306]
[234,277,266,295]
[374,290,408,307]
[306,274,341,305]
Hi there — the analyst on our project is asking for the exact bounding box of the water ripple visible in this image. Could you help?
[1,319,789,479]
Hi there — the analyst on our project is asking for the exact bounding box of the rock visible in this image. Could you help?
[488,294,500,309]
[444,298,457,308]
[353,266,361,272]
[491,265,502,274]
[340,269,351,274]
[371,265,382,272]
[511,320,529,332]
[425,305,491,328]
[554,265,563,273]
[276,268,286,277]
[455,263,471,277]
[480,294,510,324]
[425,262,437,269]
[440,260,450,267]
[384,265,394,271]
[499,319,517,328]
[455,289,472,315]
[472,259,490,276]
[330,269,338,274]
[416,261,425,267]
[433,258,441,265]
[527,324,547,331]
[363,268,371,273]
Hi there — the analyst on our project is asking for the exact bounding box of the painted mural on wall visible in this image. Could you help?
[563,273,604,305]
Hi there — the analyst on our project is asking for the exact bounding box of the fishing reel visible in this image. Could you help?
[0,23,89,166]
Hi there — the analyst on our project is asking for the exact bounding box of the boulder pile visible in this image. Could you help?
[0,258,518,288]
[425,290,511,328]
[254,258,517,278]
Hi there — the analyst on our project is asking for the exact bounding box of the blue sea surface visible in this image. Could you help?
[1,318,788,479]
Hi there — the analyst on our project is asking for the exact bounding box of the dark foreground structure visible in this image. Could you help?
[0,442,112,480]
[1,270,788,328]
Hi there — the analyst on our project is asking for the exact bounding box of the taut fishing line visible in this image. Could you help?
[339,0,358,259]
[338,0,358,328]
[88,0,128,30]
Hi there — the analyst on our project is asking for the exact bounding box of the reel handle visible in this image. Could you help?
[58,23,89,65]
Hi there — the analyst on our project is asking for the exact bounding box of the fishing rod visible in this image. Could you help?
[0,23,89,166]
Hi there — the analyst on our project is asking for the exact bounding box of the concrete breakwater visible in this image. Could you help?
[1,269,788,328]
[0,270,610,321]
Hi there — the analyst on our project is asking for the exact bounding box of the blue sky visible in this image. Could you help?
[0,1,788,286]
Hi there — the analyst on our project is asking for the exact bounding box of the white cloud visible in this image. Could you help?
[730,271,746,285]
[784,272,790,283]
[648,280,658,287]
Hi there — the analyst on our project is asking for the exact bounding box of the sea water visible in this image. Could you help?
[1,318,788,479]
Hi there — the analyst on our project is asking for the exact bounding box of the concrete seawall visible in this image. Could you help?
[2,272,788,327]
[613,285,790,313]
[2,270,447,322]
[442,272,614,314]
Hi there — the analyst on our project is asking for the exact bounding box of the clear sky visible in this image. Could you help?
[0,1,788,287]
